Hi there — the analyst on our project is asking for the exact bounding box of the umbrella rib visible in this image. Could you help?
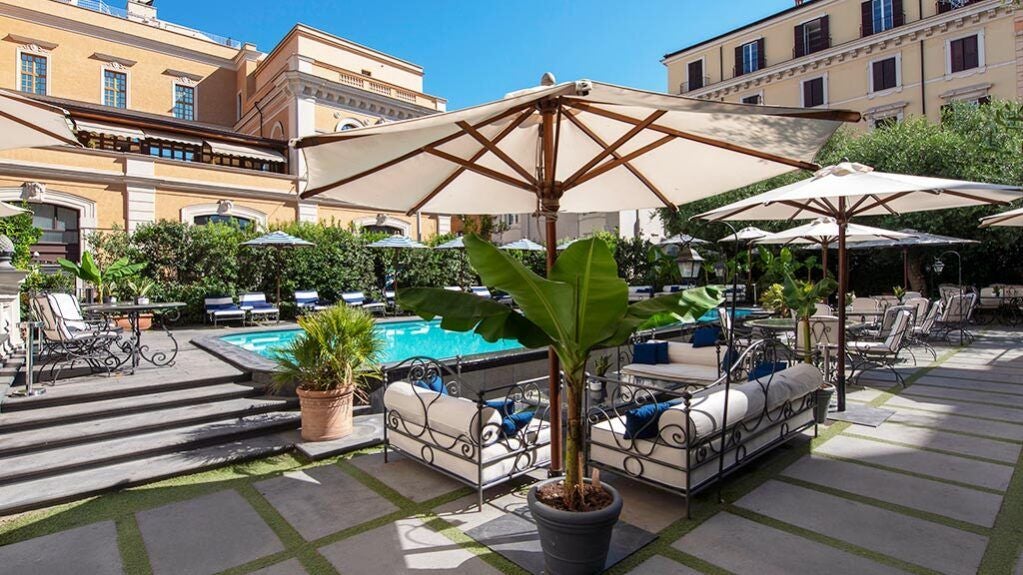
[567,101,820,172]
[563,111,678,211]
[456,120,537,186]
[405,108,535,215]
[779,200,830,218]
[0,108,79,147]
[940,188,1014,206]
[562,110,667,188]
[299,103,533,199]
[567,136,676,190]
[424,147,534,191]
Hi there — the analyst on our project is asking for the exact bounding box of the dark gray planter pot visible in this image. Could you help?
[527,478,622,575]
[815,384,836,424]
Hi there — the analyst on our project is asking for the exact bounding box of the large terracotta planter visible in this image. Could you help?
[296,386,354,442]
[115,314,153,331]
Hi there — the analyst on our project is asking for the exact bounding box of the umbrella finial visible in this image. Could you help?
[540,72,556,86]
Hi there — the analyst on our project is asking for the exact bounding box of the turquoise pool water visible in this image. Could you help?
[220,308,755,364]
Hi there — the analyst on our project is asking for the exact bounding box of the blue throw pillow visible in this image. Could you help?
[485,399,515,417]
[749,362,789,381]
[720,347,740,372]
[656,342,670,364]
[623,402,673,439]
[501,410,535,437]
[413,375,447,395]
[692,326,719,348]
[633,342,664,365]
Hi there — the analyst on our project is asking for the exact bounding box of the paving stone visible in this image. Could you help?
[903,385,1023,408]
[734,481,987,575]
[913,377,1023,396]
[432,476,537,534]
[886,407,1023,441]
[603,474,689,533]
[137,489,284,575]
[350,451,464,503]
[0,521,122,575]
[847,422,1021,463]
[248,558,308,575]
[816,435,1014,491]
[885,395,1023,424]
[846,387,887,403]
[626,555,701,575]
[674,511,902,575]
[1016,551,1023,575]
[782,455,1003,527]
[318,517,501,574]
[254,464,399,541]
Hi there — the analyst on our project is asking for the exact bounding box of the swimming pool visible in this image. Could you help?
[219,308,755,365]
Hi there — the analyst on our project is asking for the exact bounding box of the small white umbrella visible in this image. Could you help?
[660,233,710,245]
[0,90,78,150]
[0,201,30,218]
[241,231,315,307]
[368,235,428,298]
[434,236,466,249]
[755,217,913,274]
[980,206,1023,228]
[717,226,769,295]
[499,238,546,251]
[696,162,1023,411]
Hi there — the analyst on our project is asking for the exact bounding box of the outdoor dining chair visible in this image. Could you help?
[31,293,122,383]
[909,299,942,361]
[848,309,913,388]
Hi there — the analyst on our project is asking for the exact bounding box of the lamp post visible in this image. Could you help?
[675,246,704,286]
[933,250,966,345]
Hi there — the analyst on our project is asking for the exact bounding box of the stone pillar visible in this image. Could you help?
[0,238,27,350]
[125,157,156,232]
[297,201,318,223]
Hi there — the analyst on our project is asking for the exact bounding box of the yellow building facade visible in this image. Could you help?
[0,0,448,263]
[663,0,1020,128]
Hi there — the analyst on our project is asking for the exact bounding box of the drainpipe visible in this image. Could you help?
[919,0,927,118]
[416,211,422,242]
[253,96,265,138]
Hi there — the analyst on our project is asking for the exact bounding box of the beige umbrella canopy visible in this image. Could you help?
[0,89,78,150]
[755,216,913,275]
[696,162,1023,412]
[295,75,858,473]
[980,206,1023,228]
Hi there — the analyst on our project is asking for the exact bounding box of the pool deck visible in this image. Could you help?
[2,327,1022,574]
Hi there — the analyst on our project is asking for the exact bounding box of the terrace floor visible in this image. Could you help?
[1,328,1022,574]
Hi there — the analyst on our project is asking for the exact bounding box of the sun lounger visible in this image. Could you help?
[341,291,386,315]
[204,296,246,327]
[239,292,280,324]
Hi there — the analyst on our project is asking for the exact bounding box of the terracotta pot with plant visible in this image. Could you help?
[271,305,382,442]
[399,235,721,574]
[780,264,838,424]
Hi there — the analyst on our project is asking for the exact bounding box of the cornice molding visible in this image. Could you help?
[688,2,1009,100]
[0,2,239,70]
[277,71,438,121]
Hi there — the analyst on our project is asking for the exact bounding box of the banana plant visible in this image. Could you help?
[58,252,145,302]
[398,234,722,510]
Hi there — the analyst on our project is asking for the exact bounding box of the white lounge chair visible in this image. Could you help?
[341,291,386,315]
[469,286,492,299]
[295,290,332,313]
[204,296,246,327]
[628,285,654,302]
[239,292,280,324]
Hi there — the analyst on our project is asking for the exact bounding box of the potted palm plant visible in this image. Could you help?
[271,305,382,441]
[399,235,721,575]
[781,270,838,424]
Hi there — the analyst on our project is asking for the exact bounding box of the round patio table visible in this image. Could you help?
[83,302,185,374]
[746,318,797,333]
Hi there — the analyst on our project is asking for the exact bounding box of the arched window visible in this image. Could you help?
[28,203,80,263]
[181,202,267,230]
[335,118,363,132]
[192,214,255,229]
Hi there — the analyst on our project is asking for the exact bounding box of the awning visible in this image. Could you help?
[206,140,286,163]
[144,129,203,147]
[74,119,145,140]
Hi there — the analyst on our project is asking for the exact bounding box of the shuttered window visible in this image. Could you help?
[802,77,825,108]
[949,35,980,73]
[686,60,704,91]
[795,16,829,57]
[871,57,898,92]
[735,39,766,76]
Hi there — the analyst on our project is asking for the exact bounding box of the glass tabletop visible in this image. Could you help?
[82,302,186,312]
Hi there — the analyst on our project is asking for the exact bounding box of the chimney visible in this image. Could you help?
[126,0,157,21]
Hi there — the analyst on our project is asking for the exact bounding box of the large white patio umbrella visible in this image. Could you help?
[755,217,913,276]
[500,238,546,251]
[718,226,769,297]
[696,162,1023,411]
[294,75,857,473]
[980,206,1023,228]
[837,229,978,287]
[0,90,78,150]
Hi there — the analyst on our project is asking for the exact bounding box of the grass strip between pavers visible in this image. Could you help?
[115,514,153,575]
[977,441,1023,574]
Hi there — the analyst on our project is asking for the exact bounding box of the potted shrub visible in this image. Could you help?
[271,305,382,441]
[780,269,838,424]
[57,252,145,304]
[399,235,721,574]
[111,277,158,330]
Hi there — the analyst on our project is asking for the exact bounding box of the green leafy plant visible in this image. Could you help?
[759,283,788,316]
[398,234,722,510]
[122,276,156,301]
[893,285,906,300]
[271,305,383,401]
[781,271,838,363]
[57,252,145,302]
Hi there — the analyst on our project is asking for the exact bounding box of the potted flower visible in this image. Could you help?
[112,277,158,330]
[781,270,838,424]
[271,305,382,442]
[399,235,721,574]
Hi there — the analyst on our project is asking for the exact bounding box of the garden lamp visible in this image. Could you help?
[675,246,704,281]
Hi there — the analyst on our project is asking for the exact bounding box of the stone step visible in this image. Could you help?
[0,431,295,517]
[0,411,300,485]
[0,383,263,433]
[2,370,251,412]
[0,397,297,458]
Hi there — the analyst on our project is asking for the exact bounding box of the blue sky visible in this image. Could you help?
[157,0,795,109]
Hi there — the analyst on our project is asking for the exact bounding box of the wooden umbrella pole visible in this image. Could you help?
[539,99,563,477]
[903,247,910,289]
[836,199,848,412]
[822,241,828,281]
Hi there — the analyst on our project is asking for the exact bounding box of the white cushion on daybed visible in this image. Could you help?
[383,381,502,445]
[589,363,821,489]
[621,342,722,384]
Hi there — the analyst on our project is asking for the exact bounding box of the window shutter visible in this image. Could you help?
[803,81,812,106]
[820,16,830,50]
[964,36,979,69]
[950,39,964,73]
[872,61,883,92]
[794,24,805,58]
[757,38,766,70]
[735,45,744,77]
[861,1,873,37]
[893,0,905,27]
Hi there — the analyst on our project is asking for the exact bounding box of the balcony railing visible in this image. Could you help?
[681,76,711,93]
[937,0,982,13]
[337,70,434,107]
[55,0,242,49]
